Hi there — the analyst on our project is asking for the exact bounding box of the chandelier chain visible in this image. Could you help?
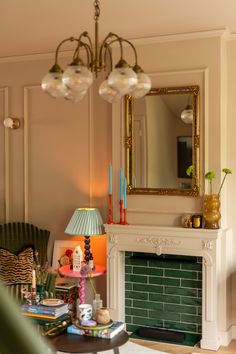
[94,0,100,21]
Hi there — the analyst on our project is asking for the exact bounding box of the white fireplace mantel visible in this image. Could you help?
[104,224,232,351]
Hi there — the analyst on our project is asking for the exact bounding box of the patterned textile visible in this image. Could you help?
[0,247,33,285]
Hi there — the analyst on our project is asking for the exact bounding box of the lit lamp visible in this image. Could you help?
[180,105,193,124]
[41,0,151,103]
[65,208,103,264]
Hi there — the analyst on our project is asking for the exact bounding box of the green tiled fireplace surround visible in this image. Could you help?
[125,252,202,338]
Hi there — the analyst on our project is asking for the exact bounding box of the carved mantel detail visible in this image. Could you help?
[202,240,214,250]
[136,236,182,256]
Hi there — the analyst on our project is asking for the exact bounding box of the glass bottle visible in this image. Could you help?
[93,293,103,316]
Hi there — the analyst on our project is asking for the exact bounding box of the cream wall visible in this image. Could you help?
[0,28,236,329]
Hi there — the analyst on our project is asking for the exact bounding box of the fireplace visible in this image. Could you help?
[104,224,232,351]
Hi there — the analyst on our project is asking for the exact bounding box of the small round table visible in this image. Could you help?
[51,331,129,354]
[59,265,106,304]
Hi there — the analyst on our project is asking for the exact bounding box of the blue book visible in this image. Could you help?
[21,303,68,316]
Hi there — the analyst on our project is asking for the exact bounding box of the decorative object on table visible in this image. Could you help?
[72,245,83,272]
[68,321,126,339]
[21,301,69,320]
[119,168,123,224]
[41,1,151,103]
[55,283,78,318]
[95,307,111,325]
[34,250,57,299]
[192,214,203,228]
[108,164,114,224]
[92,293,103,317]
[40,313,72,338]
[122,176,129,225]
[181,214,192,228]
[65,207,103,264]
[58,248,73,267]
[52,240,79,270]
[203,168,232,229]
[88,253,95,270]
[77,303,93,321]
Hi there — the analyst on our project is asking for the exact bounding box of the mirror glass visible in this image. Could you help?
[125,85,200,196]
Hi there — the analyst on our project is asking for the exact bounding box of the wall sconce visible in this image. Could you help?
[3,117,20,129]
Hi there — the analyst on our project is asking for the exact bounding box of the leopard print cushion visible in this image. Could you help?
[0,247,33,285]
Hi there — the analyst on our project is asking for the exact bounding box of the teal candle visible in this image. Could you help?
[120,168,123,200]
[124,177,127,209]
[109,164,112,195]
[134,176,137,188]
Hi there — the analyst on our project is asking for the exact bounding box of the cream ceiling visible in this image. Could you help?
[0,0,235,58]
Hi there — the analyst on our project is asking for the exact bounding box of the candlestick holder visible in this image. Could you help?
[107,194,114,224]
[119,199,123,224]
[122,208,129,225]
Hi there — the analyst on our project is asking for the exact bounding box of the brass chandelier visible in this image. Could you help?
[41,0,151,103]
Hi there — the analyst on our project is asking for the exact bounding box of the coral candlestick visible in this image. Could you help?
[107,194,114,224]
[119,199,123,224]
[79,278,86,304]
[122,208,129,225]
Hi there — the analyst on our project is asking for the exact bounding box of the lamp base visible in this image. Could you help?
[84,236,91,263]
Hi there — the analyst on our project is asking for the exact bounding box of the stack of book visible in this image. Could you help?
[21,302,69,320]
[67,321,126,339]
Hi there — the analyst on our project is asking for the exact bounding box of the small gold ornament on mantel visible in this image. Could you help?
[181,214,193,228]
[203,168,232,229]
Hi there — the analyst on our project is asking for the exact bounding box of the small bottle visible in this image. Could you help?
[73,245,83,272]
[88,253,95,270]
[93,293,103,316]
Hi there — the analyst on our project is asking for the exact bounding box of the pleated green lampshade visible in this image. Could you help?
[65,208,103,236]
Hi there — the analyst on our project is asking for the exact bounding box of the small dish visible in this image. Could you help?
[40,299,64,307]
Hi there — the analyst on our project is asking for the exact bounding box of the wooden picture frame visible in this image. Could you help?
[52,240,79,270]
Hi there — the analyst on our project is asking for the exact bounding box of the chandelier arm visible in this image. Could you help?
[103,45,113,72]
[119,38,138,66]
[72,40,93,68]
[99,33,123,67]
[54,37,76,65]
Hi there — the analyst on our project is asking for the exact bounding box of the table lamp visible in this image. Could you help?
[65,208,103,264]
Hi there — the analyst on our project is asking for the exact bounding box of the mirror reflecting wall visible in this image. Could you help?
[125,85,200,196]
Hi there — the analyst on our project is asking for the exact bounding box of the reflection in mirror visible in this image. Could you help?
[125,85,200,196]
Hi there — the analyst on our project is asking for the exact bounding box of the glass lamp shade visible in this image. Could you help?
[41,72,67,98]
[65,89,87,103]
[99,80,122,103]
[181,105,193,124]
[130,72,152,98]
[107,67,138,95]
[62,65,93,93]
[65,208,103,236]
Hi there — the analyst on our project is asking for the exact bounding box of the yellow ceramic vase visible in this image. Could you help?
[203,194,221,229]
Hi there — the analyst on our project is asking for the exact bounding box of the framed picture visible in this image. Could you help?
[177,136,192,178]
[52,240,79,270]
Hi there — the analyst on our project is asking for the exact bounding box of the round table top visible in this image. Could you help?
[51,330,128,353]
[59,264,106,278]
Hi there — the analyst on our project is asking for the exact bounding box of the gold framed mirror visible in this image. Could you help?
[125,85,200,196]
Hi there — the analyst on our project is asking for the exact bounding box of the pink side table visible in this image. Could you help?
[58,264,106,304]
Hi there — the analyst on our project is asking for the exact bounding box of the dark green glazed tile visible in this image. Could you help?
[181,263,202,271]
[126,274,147,283]
[181,314,202,324]
[133,300,163,311]
[181,279,202,288]
[164,321,197,333]
[126,308,148,317]
[125,299,132,307]
[133,266,163,276]
[125,282,132,291]
[149,260,181,269]
[181,296,201,306]
[165,286,197,297]
[165,303,197,315]
[165,269,197,280]
[125,265,132,274]
[127,258,148,266]
[125,315,132,323]
[149,310,181,322]
[198,272,202,280]
[133,283,163,293]
[198,289,202,298]
[126,324,139,333]
[149,276,180,286]
[149,293,180,304]
[126,291,148,300]
[198,307,202,315]
[133,316,163,327]
[125,252,133,257]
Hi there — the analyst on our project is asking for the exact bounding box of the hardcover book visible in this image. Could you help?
[21,303,69,319]
[67,321,126,339]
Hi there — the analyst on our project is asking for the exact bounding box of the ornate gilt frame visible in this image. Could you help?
[125,85,200,196]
